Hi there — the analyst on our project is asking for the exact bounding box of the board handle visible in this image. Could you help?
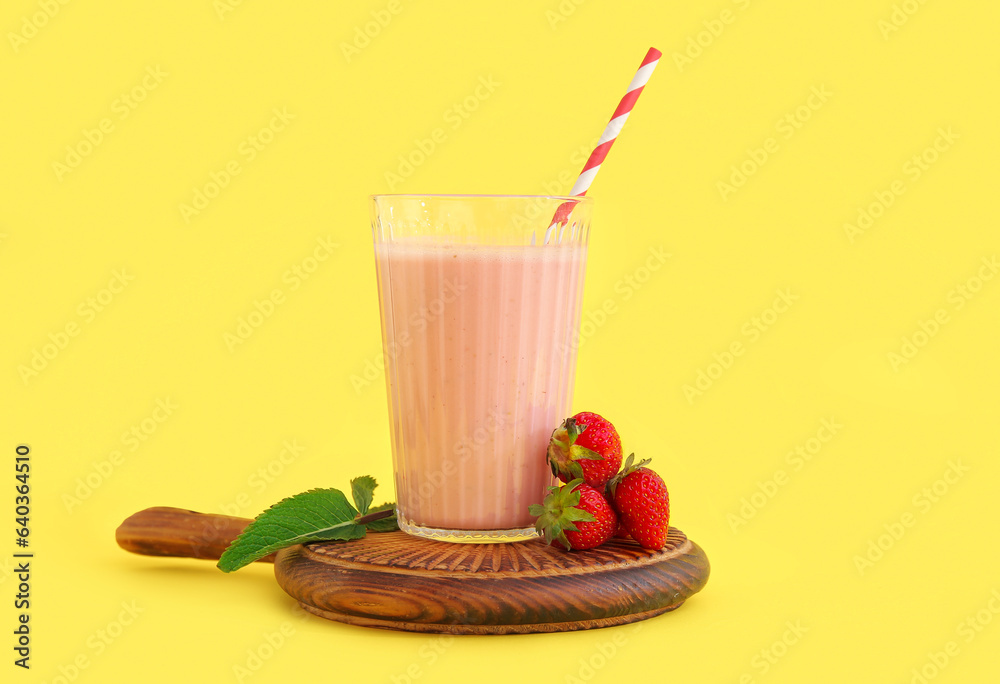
[115,506,276,563]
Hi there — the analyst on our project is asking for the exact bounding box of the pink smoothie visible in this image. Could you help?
[375,240,587,533]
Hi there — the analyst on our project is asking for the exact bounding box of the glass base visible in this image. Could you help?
[398,515,538,544]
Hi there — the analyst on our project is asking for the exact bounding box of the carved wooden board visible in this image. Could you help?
[115,508,709,635]
[274,527,709,634]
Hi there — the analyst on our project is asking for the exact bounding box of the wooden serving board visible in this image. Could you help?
[275,528,709,634]
[117,507,710,635]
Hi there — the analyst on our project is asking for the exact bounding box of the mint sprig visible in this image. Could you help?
[360,502,398,532]
[217,476,397,572]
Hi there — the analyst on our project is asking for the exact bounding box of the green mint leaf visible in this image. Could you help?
[350,475,377,515]
[218,488,365,572]
[361,502,399,532]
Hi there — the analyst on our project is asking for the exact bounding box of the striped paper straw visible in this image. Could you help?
[543,47,662,243]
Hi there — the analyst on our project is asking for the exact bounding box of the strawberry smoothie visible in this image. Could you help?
[374,238,587,541]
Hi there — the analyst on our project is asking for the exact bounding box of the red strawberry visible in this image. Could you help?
[600,491,630,539]
[609,454,670,550]
[547,412,623,489]
[529,479,617,550]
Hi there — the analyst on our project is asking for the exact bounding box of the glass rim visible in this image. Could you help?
[369,193,594,203]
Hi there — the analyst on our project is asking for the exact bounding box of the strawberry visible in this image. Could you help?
[608,454,670,550]
[546,412,623,489]
[601,491,630,539]
[529,479,617,551]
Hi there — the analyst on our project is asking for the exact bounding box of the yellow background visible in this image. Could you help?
[2,0,999,682]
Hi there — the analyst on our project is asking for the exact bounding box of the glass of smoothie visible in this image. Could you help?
[371,194,591,542]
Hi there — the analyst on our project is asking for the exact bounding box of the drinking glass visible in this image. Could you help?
[371,194,591,542]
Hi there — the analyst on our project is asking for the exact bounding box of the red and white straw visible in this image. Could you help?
[543,47,661,243]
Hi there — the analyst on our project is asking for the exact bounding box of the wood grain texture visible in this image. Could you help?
[115,506,275,563]
[274,527,709,634]
[116,507,710,634]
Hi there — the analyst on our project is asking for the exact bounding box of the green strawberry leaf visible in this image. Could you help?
[565,417,587,442]
[565,460,585,480]
[530,479,595,550]
[218,487,370,572]
[351,475,377,514]
[608,453,652,496]
[570,445,605,461]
